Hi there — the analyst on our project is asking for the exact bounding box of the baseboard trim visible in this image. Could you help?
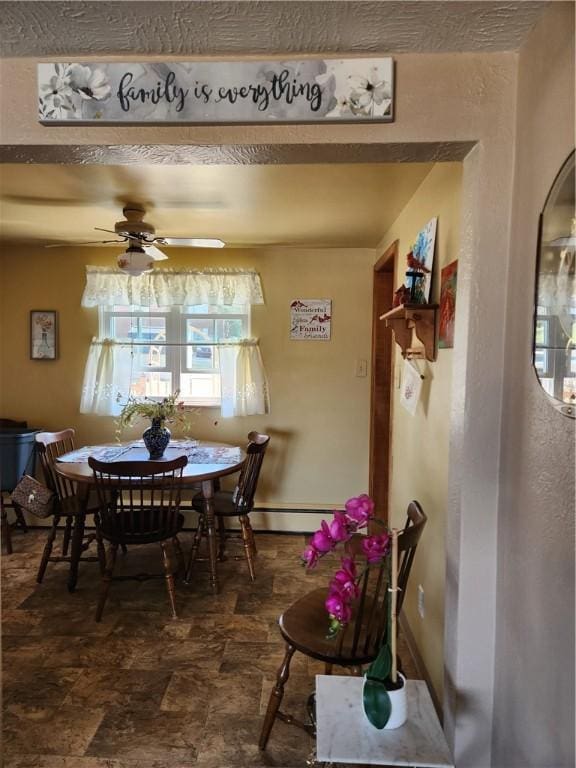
[399,613,442,721]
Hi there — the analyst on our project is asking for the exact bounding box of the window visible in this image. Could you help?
[100,303,250,406]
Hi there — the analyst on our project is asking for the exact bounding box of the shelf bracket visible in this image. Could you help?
[380,304,438,362]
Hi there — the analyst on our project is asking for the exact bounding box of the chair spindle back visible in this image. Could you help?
[88,455,187,541]
[343,500,427,660]
[233,431,270,514]
[35,429,77,501]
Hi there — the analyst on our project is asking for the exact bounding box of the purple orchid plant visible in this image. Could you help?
[302,494,401,728]
[301,494,390,637]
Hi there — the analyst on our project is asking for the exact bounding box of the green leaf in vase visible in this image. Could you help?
[363,677,392,729]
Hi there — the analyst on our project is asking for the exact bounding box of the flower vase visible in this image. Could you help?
[362,673,407,730]
[142,418,170,459]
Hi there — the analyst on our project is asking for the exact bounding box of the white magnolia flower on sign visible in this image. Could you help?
[347,66,392,117]
[41,67,74,110]
[68,64,111,101]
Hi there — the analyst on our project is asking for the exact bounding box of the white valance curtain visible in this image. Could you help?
[81,266,265,308]
[80,267,269,418]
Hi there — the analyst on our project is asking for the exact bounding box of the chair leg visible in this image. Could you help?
[1,496,13,555]
[185,513,205,582]
[217,516,227,561]
[36,515,60,584]
[13,503,28,533]
[62,517,73,556]
[239,514,256,582]
[324,663,333,675]
[95,525,106,576]
[248,520,257,556]
[259,643,296,750]
[161,541,178,619]
[95,543,118,622]
[172,535,185,578]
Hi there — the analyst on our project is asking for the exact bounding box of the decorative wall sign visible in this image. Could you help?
[30,310,58,360]
[290,299,332,340]
[439,260,458,348]
[412,217,437,304]
[37,59,394,124]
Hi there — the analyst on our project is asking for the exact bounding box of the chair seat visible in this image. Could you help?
[279,587,380,666]
[192,490,239,516]
[101,511,184,545]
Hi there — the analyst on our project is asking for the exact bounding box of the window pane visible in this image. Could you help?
[140,316,166,341]
[186,344,217,370]
[180,373,221,403]
[216,318,245,341]
[184,304,247,315]
[130,372,172,398]
[111,316,138,341]
[186,318,215,343]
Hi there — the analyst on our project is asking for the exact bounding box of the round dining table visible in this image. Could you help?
[55,441,245,594]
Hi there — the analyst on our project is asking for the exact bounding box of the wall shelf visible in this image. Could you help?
[380,304,438,362]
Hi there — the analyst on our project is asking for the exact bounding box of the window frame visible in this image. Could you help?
[99,304,250,407]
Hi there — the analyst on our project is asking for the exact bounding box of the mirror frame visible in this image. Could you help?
[532,149,576,419]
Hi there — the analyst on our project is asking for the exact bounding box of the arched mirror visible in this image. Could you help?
[533,150,576,418]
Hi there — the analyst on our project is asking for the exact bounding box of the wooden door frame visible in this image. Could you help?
[369,240,398,524]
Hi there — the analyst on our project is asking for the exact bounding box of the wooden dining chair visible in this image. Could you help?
[187,431,270,582]
[88,454,188,621]
[258,500,427,750]
[35,429,104,588]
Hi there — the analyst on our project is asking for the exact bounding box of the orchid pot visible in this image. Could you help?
[362,669,407,730]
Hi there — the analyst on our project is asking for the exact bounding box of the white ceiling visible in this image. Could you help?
[0,162,435,249]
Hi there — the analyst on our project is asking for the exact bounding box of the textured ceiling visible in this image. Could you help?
[0,1,548,57]
[0,162,436,248]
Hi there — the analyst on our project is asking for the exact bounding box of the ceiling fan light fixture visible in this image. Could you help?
[117,244,154,276]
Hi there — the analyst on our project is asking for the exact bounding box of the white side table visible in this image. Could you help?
[315,675,454,767]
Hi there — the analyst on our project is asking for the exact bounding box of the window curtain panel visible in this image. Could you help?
[220,339,270,418]
[81,338,269,418]
[80,339,134,416]
[81,266,265,308]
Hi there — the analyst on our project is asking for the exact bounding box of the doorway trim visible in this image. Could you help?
[369,239,398,523]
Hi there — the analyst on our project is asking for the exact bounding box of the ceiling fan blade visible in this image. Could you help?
[154,237,225,248]
[45,239,124,248]
[142,244,169,261]
[95,227,125,236]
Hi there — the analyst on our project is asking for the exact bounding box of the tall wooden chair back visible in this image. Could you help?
[35,429,76,501]
[233,431,270,514]
[343,500,427,661]
[88,455,187,543]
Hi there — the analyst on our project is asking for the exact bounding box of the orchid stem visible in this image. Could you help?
[390,529,399,684]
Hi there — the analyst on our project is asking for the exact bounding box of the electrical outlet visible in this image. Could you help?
[417,584,425,619]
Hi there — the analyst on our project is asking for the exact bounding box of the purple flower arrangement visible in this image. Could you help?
[301,494,390,636]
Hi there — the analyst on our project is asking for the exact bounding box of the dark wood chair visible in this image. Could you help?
[88,454,188,621]
[258,500,427,750]
[35,429,104,589]
[186,431,270,582]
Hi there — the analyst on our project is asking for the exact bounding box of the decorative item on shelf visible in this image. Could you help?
[116,391,190,459]
[301,495,405,729]
[439,260,458,349]
[405,250,430,305]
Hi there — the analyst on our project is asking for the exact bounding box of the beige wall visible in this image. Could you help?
[493,4,575,767]
[0,243,374,526]
[379,163,462,702]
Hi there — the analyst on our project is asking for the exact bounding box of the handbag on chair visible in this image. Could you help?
[11,474,56,519]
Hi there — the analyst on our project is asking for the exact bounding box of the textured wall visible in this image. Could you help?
[0,1,547,57]
[381,163,463,704]
[492,4,576,767]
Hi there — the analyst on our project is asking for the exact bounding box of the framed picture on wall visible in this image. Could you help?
[439,260,458,348]
[30,310,58,360]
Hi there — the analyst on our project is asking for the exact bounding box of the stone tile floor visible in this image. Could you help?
[1,528,416,768]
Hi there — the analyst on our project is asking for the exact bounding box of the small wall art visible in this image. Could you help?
[290,299,332,340]
[399,359,423,416]
[439,260,458,348]
[404,217,438,304]
[30,310,58,360]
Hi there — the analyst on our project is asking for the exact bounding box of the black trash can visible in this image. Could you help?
[0,428,40,492]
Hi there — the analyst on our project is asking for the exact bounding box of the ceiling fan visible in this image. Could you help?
[47,203,225,275]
